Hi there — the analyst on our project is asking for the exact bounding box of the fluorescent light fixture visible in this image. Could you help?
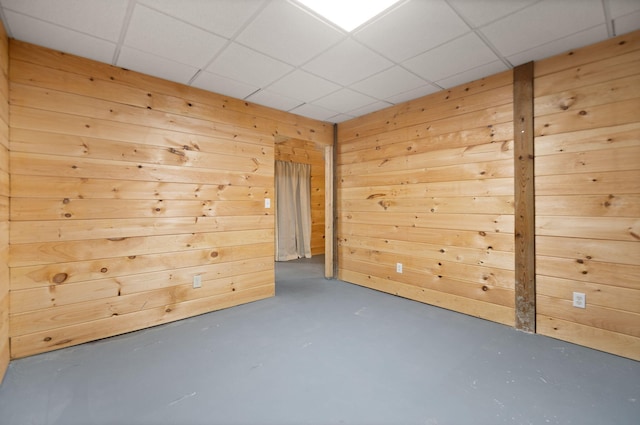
[296,0,401,32]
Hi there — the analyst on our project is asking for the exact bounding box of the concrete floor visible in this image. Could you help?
[0,256,638,425]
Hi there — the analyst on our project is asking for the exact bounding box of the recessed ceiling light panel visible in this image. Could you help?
[295,0,401,32]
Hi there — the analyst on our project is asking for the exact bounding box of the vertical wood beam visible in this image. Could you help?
[324,143,334,278]
[513,62,536,332]
[333,124,340,278]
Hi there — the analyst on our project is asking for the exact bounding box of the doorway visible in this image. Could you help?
[273,137,332,277]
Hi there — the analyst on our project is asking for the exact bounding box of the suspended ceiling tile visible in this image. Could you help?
[125,4,227,69]
[384,83,441,105]
[607,0,640,36]
[302,38,393,86]
[245,89,303,112]
[404,33,499,82]
[207,43,293,88]
[435,60,509,89]
[137,0,264,38]
[117,46,199,85]
[480,0,605,57]
[289,103,338,121]
[235,0,343,66]
[327,113,355,123]
[266,69,340,103]
[4,11,116,64]
[354,0,468,62]
[191,71,259,100]
[0,0,129,41]
[506,25,607,66]
[347,100,393,117]
[448,0,539,28]
[614,10,640,36]
[313,88,378,113]
[608,0,640,18]
[352,66,429,100]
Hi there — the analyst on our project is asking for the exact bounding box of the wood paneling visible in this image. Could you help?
[533,31,640,360]
[337,71,515,325]
[336,30,640,360]
[8,41,331,358]
[275,138,325,256]
[0,19,9,383]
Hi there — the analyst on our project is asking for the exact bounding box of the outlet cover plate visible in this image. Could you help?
[193,275,202,289]
[572,292,586,308]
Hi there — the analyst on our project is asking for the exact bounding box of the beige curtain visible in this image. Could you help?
[275,160,312,261]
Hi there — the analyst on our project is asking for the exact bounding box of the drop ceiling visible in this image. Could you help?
[1,0,639,123]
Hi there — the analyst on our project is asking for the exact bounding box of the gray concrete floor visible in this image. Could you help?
[0,255,638,425]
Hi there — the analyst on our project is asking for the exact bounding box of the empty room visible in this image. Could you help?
[0,0,639,424]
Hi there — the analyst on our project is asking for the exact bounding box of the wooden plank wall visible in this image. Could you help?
[0,20,9,382]
[533,31,640,360]
[337,71,516,326]
[274,138,325,256]
[8,40,332,358]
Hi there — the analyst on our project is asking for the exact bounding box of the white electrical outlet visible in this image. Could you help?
[396,263,403,273]
[193,275,202,289]
[264,198,271,208]
[572,292,586,308]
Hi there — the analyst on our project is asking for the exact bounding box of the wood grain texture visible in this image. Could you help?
[533,30,640,358]
[7,40,329,358]
[9,40,333,145]
[325,144,334,278]
[0,19,8,383]
[513,61,535,332]
[337,68,515,326]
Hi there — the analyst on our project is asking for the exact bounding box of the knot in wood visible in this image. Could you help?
[52,273,68,284]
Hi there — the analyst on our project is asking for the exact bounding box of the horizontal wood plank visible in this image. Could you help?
[11,215,273,244]
[537,314,640,361]
[11,243,273,291]
[339,269,514,326]
[537,275,640,313]
[12,175,272,201]
[10,284,274,359]
[536,216,639,241]
[535,194,640,217]
[339,222,515,252]
[10,151,273,186]
[10,228,274,267]
[536,255,639,290]
[340,236,514,271]
[534,170,640,196]
[10,269,274,335]
[11,198,270,221]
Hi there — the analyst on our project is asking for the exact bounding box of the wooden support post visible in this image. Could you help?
[324,143,334,279]
[513,62,536,332]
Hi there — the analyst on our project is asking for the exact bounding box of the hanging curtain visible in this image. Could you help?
[275,160,312,261]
